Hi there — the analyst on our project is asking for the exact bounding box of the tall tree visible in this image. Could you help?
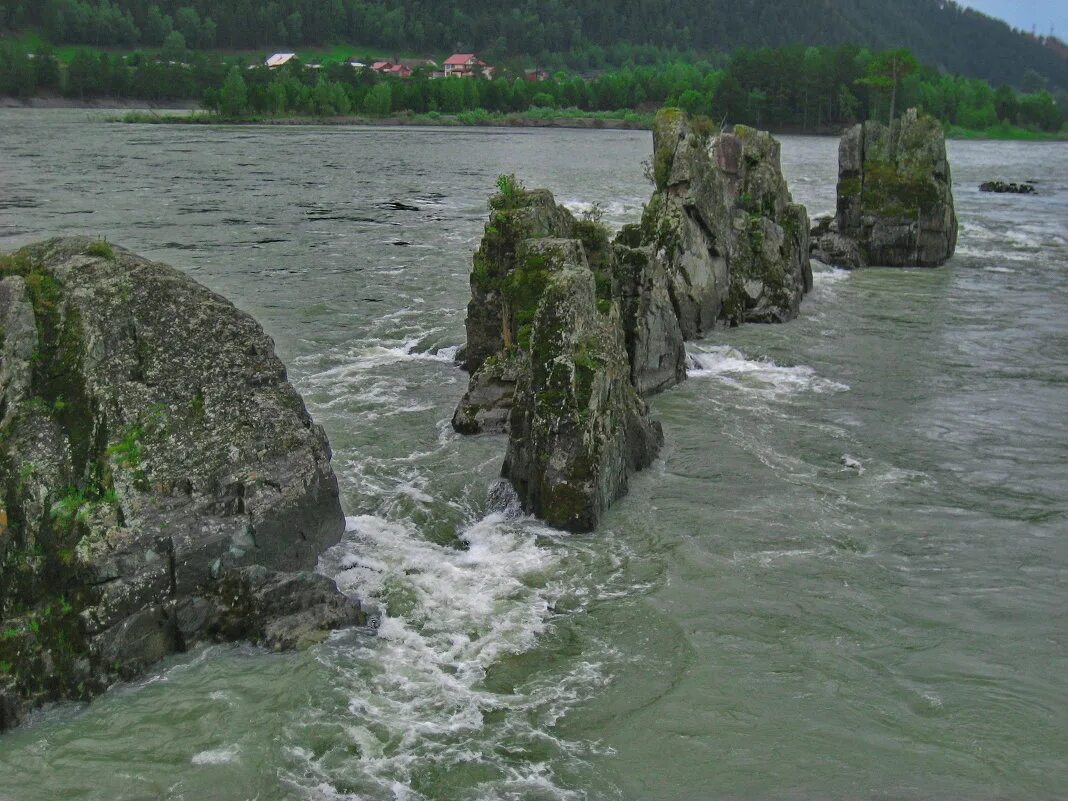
[860,48,918,157]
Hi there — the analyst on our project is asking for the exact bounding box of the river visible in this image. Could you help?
[0,110,1065,801]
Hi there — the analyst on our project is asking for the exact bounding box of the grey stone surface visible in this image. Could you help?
[0,238,361,730]
[832,109,958,268]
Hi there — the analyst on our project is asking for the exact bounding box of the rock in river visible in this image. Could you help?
[823,109,958,267]
[0,237,363,731]
[452,110,813,532]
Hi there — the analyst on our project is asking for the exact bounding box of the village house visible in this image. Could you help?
[265,52,297,68]
[371,60,413,78]
[442,53,494,78]
[401,58,439,75]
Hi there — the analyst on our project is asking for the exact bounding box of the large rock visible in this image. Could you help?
[610,229,687,396]
[452,186,666,531]
[0,238,363,730]
[638,110,812,331]
[501,241,662,532]
[830,109,957,267]
[453,114,814,532]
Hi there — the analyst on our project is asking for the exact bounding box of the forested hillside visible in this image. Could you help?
[2,0,1067,90]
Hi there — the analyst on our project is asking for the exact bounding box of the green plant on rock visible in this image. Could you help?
[85,241,114,259]
[862,159,940,217]
[49,487,90,530]
[491,173,525,210]
[107,424,143,468]
[503,253,551,351]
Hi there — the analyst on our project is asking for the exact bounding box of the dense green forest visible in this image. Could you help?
[1,0,1067,92]
[1,40,1062,135]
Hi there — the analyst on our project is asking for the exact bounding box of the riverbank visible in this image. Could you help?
[4,99,1065,139]
[946,122,1068,141]
[117,108,655,130]
[116,109,1068,138]
[0,95,200,110]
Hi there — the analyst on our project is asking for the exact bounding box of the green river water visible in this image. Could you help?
[0,110,1065,801]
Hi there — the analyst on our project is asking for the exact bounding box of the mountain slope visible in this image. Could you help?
[3,0,1066,90]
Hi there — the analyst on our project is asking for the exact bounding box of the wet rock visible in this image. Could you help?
[0,238,360,730]
[609,236,687,396]
[452,349,525,435]
[810,216,863,269]
[208,567,365,651]
[979,181,1035,194]
[833,109,958,267]
[461,187,576,375]
[453,112,814,532]
[502,251,662,532]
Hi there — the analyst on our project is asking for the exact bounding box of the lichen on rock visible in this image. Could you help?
[817,109,958,268]
[0,237,363,730]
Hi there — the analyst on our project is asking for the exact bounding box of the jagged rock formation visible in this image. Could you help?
[641,110,813,330]
[501,239,663,532]
[809,216,863,270]
[814,109,957,268]
[0,238,362,731]
[453,110,812,531]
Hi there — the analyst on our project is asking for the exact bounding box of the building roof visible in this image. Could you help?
[444,53,478,66]
[265,52,296,68]
[371,60,392,70]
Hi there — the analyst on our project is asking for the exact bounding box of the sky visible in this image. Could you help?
[962,1,1068,37]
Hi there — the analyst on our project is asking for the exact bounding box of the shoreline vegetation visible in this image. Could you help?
[110,108,1068,140]
[2,38,1065,141]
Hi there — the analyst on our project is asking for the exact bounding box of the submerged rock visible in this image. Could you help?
[829,109,958,267]
[979,181,1035,194]
[0,238,362,730]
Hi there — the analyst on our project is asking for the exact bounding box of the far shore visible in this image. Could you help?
[3,98,1066,140]
[0,95,200,110]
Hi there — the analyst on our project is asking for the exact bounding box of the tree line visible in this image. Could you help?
[1,0,1067,92]
[1,41,1063,133]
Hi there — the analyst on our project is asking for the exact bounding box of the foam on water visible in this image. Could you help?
[288,513,601,800]
[687,345,849,397]
[191,746,240,765]
[303,338,460,376]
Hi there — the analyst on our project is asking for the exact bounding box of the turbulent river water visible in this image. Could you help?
[0,110,1066,801]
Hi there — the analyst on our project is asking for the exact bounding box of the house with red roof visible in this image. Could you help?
[371,60,412,78]
[442,53,493,78]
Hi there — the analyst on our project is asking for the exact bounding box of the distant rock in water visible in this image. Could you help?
[0,238,363,731]
[979,181,1036,194]
[453,109,812,531]
[815,109,957,268]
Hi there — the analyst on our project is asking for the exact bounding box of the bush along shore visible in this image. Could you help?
[2,41,1064,139]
